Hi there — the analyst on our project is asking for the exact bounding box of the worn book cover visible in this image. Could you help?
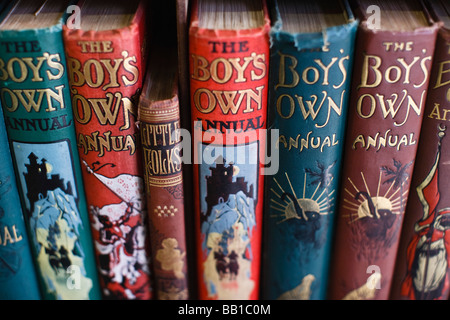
[328,0,439,300]
[62,0,152,299]
[262,0,358,300]
[138,47,189,300]
[390,0,450,300]
[189,0,271,299]
[0,108,41,300]
[0,0,101,300]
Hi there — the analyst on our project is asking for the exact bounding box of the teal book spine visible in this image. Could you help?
[0,11,101,299]
[262,0,358,300]
[0,108,41,300]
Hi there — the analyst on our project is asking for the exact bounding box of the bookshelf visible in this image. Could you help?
[0,0,449,301]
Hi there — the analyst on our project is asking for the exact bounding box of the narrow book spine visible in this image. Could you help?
[263,2,358,300]
[138,92,189,300]
[62,4,153,300]
[0,108,41,300]
[390,23,450,300]
[328,22,439,299]
[0,26,101,300]
[189,1,271,300]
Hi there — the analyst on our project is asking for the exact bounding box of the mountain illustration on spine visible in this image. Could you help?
[13,142,93,300]
[201,155,257,299]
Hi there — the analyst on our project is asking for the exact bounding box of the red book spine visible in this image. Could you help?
[328,7,439,299]
[138,79,189,300]
[62,3,153,300]
[189,0,270,300]
[390,19,450,300]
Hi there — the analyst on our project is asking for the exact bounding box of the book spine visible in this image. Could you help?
[263,3,358,300]
[0,27,101,300]
[62,5,153,300]
[390,25,450,300]
[189,4,271,300]
[138,93,189,300]
[328,23,439,299]
[0,108,41,300]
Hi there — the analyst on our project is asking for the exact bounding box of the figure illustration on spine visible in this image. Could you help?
[13,141,93,299]
[401,125,450,300]
[200,145,258,299]
[83,161,150,299]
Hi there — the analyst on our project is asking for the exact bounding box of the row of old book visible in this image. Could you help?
[0,0,449,301]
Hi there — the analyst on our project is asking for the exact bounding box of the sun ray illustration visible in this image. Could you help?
[273,177,285,193]
[270,208,286,215]
[345,178,365,210]
[343,198,360,207]
[361,172,371,197]
[326,176,334,188]
[285,172,297,199]
[387,186,401,200]
[387,176,409,201]
[318,196,333,207]
[341,211,355,217]
[342,211,360,219]
[343,168,405,226]
[270,188,282,199]
[270,205,286,213]
[303,173,307,198]
[383,178,396,198]
[316,187,329,204]
[272,177,292,205]
[270,169,336,224]
[271,198,288,209]
[345,188,356,199]
[347,177,360,196]
[377,171,382,197]
[310,180,322,200]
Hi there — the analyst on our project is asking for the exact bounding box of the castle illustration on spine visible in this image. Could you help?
[199,144,258,299]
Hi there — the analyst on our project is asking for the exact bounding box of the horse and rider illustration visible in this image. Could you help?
[214,248,239,281]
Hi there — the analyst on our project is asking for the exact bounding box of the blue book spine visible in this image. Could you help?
[0,3,101,300]
[0,108,41,300]
[263,1,358,300]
